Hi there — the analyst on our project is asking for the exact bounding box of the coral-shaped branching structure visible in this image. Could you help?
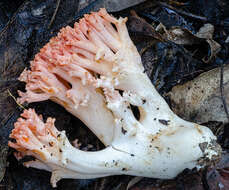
[9,9,221,187]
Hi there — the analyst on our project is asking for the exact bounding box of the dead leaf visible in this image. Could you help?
[168,64,229,124]
[203,39,221,63]
[195,24,221,63]
[130,171,204,190]
[0,145,8,182]
[196,23,214,39]
[78,0,146,13]
[225,36,229,43]
[206,152,229,190]
[163,26,201,45]
[157,23,221,62]
[105,0,146,12]
[128,11,164,41]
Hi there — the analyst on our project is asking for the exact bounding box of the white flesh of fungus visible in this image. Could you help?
[9,9,221,187]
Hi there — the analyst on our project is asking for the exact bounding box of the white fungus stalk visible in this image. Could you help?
[9,8,221,187]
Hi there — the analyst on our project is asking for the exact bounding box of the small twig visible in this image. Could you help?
[168,0,188,6]
[158,2,207,22]
[7,89,25,110]
[181,70,204,77]
[220,63,229,122]
[48,0,61,29]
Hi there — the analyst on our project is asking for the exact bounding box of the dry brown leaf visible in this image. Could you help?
[203,39,221,63]
[206,152,229,190]
[164,27,200,45]
[0,145,8,182]
[196,23,214,39]
[168,65,229,124]
[78,0,147,12]
[157,23,221,62]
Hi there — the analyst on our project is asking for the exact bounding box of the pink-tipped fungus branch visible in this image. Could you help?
[9,8,221,187]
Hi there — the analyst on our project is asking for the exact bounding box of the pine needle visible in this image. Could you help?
[7,89,25,110]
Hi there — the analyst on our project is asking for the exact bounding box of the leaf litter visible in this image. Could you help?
[1,0,229,189]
